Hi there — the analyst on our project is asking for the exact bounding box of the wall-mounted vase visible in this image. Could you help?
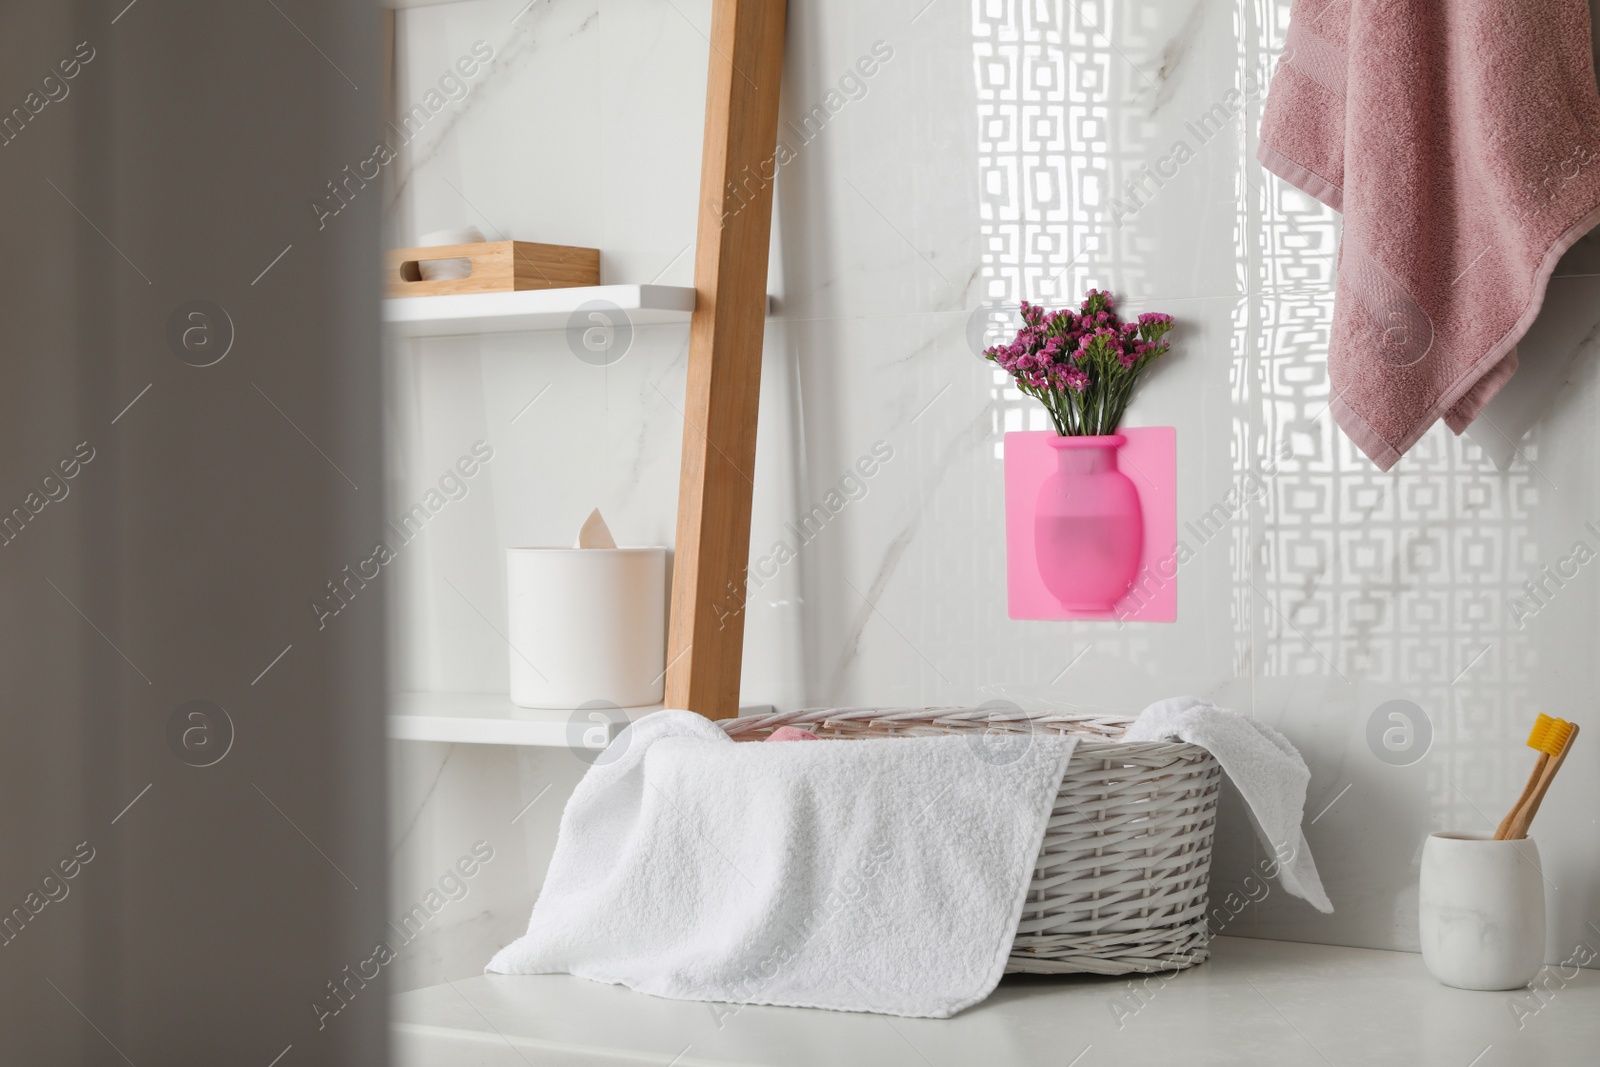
[1033,434,1143,611]
[1005,427,1175,622]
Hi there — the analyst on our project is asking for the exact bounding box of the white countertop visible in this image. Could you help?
[391,936,1600,1066]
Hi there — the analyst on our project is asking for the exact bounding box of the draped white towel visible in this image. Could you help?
[1123,696,1333,913]
[486,709,1077,1017]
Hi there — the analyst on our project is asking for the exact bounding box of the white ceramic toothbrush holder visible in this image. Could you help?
[505,547,666,710]
[1418,831,1546,990]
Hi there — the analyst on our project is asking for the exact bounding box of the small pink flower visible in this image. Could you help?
[991,289,1173,433]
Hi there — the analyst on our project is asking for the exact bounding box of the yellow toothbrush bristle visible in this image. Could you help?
[1526,714,1555,751]
[1531,718,1574,756]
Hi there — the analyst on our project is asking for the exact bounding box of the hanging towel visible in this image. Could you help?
[1123,696,1333,913]
[1258,0,1600,470]
[487,709,1077,1018]
[1462,231,1600,470]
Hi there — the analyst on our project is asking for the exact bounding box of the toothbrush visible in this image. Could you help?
[1500,719,1578,841]
[1493,714,1556,841]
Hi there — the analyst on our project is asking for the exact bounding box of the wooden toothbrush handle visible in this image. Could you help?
[1507,723,1580,840]
[1494,752,1549,840]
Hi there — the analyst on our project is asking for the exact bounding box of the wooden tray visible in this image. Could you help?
[385,240,600,298]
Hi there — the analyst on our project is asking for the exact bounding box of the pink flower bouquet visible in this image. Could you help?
[984,290,1175,436]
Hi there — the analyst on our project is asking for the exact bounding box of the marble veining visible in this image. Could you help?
[1145,0,1211,116]
[388,0,595,205]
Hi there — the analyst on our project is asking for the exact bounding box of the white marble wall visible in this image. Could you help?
[387,0,1600,991]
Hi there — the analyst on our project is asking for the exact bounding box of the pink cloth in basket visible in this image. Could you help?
[1258,0,1600,469]
[765,725,820,741]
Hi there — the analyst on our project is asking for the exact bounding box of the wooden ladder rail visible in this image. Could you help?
[665,0,787,719]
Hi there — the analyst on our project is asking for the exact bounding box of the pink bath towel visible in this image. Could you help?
[1259,0,1600,469]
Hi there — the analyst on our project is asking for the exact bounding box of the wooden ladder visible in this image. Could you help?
[665,0,787,719]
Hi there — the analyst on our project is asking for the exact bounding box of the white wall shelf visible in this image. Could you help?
[388,691,660,748]
[384,284,697,339]
[388,693,776,748]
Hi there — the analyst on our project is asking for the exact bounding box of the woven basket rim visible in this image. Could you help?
[718,705,1206,757]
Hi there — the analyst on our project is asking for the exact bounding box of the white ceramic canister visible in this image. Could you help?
[505,547,666,709]
[416,226,485,281]
[1418,831,1546,990]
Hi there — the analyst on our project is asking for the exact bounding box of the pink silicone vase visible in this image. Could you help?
[1034,434,1143,612]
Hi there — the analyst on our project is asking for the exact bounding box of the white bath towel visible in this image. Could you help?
[487,709,1076,1018]
[1123,696,1333,913]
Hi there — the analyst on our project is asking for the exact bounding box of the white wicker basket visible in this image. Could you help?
[720,705,1221,976]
